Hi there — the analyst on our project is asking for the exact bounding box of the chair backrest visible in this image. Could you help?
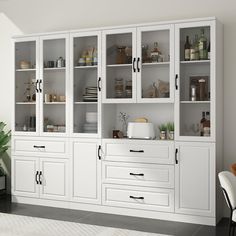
[218,171,236,210]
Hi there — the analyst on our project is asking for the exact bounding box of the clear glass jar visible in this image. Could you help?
[125,80,132,98]
[115,78,124,98]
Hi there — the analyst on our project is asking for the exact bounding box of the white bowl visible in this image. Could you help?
[86,112,97,123]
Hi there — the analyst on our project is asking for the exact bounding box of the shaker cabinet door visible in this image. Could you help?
[175,142,215,217]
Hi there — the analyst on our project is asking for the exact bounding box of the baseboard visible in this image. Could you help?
[12,195,217,226]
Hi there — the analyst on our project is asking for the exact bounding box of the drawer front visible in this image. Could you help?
[102,162,174,188]
[13,138,68,157]
[102,184,174,212]
[102,140,174,164]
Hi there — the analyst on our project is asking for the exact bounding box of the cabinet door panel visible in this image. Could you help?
[175,142,215,217]
[72,140,101,204]
[40,158,69,200]
[12,156,39,198]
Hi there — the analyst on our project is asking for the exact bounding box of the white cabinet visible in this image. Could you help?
[14,34,69,136]
[175,142,215,217]
[12,156,39,198]
[102,25,174,103]
[71,139,101,204]
[12,156,69,201]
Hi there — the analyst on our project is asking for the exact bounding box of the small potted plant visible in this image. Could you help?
[159,124,167,140]
[0,122,11,192]
[167,122,174,140]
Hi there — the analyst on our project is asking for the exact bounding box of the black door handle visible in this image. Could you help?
[133,58,136,72]
[130,150,144,153]
[98,77,101,92]
[175,74,178,90]
[130,196,144,200]
[98,145,101,160]
[137,57,140,72]
[175,148,179,164]
[35,171,39,184]
[130,173,144,176]
[39,79,42,93]
[39,171,42,185]
[36,80,39,93]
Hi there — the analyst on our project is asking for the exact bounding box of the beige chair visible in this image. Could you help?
[218,171,236,236]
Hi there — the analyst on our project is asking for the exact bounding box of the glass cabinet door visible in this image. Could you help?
[14,38,39,134]
[40,34,69,134]
[102,28,136,103]
[71,31,101,136]
[137,25,174,103]
[175,21,213,140]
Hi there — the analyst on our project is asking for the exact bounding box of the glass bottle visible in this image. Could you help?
[194,34,199,60]
[190,40,195,61]
[199,78,206,101]
[125,80,132,98]
[184,36,191,61]
[207,42,210,60]
[198,29,207,60]
[151,42,161,63]
[203,111,210,136]
[200,112,206,136]
[114,78,124,98]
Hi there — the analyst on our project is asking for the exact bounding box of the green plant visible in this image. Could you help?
[167,122,174,132]
[158,124,167,132]
[0,122,11,156]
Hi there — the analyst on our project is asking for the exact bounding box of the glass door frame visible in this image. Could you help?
[102,27,137,103]
[136,24,175,103]
[13,36,40,136]
[174,20,215,142]
[39,33,70,137]
[69,30,102,138]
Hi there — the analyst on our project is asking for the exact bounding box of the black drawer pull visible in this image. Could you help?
[132,57,136,72]
[130,196,144,200]
[130,150,144,153]
[130,173,144,176]
[39,171,42,185]
[33,145,45,149]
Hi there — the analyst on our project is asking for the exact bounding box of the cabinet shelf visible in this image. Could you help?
[16,102,36,105]
[74,102,97,104]
[74,65,97,69]
[107,64,132,68]
[16,69,36,72]
[142,62,170,66]
[180,60,210,65]
[180,101,210,104]
[44,102,65,105]
[44,67,66,71]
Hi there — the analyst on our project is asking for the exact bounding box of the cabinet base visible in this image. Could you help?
[12,195,217,226]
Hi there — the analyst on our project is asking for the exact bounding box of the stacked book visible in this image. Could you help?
[83,87,97,102]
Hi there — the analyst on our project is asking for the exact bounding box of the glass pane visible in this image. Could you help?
[106,33,133,99]
[179,26,211,137]
[73,35,98,134]
[43,38,66,133]
[141,30,170,99]
[15,41,37,132]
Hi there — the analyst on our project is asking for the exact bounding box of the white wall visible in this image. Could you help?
[0,0,236,216]
[0,13,22,192]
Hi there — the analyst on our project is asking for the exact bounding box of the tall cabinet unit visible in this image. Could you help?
[12,17,223,226]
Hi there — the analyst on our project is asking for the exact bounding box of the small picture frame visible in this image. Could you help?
[189,76,209,101]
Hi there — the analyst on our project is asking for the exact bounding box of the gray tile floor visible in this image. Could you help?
[0,195,229,236]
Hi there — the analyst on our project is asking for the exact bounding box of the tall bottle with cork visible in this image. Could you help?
[184,36,191,61]
[198,29,207,60]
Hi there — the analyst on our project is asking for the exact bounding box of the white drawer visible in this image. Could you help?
[102,139,174,164]
[12,137,68,158]
[102,184,174,213]
[102,162,174,188]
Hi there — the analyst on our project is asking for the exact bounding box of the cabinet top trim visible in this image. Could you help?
[12,16,217,39]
